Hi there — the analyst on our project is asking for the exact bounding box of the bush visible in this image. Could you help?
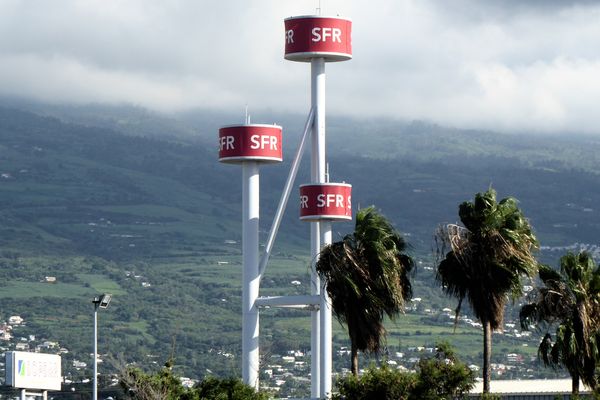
[411,341,475,399]
[119,362,269,400]
[333,342,474,400]
[196,376,270,400]
[478,394,501,400]
[333,365,417,400]
[120,364,188,400]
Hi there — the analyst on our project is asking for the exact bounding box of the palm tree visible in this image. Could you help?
[316,206,414,376]
[435,188,538,393]
[520,252,600,395]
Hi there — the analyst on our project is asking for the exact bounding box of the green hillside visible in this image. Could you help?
[1,104,598,394]
[0,107,312,382]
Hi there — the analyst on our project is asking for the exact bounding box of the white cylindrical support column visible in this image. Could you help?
[242,162,260,389]
[310,222,321,398]
[320,220,333,397]
[219,123,282,390]
[286,15,352,397]
[311,57,327,398]
[312,58,326,181]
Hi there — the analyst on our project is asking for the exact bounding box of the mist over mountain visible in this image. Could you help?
[3,99,600,260]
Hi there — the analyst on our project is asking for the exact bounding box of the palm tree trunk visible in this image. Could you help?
[351,343,359,377]
[572,373,579,395]
[483,319,492,393]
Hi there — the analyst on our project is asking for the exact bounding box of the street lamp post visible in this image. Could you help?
[92,294,112,400]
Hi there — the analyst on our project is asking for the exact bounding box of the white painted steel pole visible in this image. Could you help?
[312,57,332,398]
[93,305,98,400]
[242,161,260,390]
[310,218,320,399]
[310,57,326,398]
[320,220,333,397]
[312,61,326,181]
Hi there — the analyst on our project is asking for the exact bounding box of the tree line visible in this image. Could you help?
[122,187,599,399]
[317,188,600,398]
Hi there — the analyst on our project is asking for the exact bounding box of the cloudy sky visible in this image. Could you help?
[1,0,599,134]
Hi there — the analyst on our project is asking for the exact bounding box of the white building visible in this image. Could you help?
[469,379,591,399]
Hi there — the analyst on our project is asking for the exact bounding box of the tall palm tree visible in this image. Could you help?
[435,188,538,393]
[316,206,414,376]
[520,252,600,395]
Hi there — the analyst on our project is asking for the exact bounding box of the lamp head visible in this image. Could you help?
[93,294,112,309]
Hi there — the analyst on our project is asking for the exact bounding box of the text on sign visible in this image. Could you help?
[300,194,351,209]
[285,27,343,44]
[219,135,278,151]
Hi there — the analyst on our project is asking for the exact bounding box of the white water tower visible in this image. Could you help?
[218,12,353,399]
[219,123,283,388]
[284,14,353,398]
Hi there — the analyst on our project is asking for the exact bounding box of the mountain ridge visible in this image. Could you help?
[0,102,597,390]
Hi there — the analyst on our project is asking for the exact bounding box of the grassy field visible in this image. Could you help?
[264,310,539,364]
[77,273,127,295]
[0,281,92,298]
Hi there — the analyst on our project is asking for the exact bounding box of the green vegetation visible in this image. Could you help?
[120,363,269,400]
[520,252,600,395]
[436,188,539,393]
[77,273,127,294]
[333,342,474,400]
[317,206,414,376]
[2,104,600,396]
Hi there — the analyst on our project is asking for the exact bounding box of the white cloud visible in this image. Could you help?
[0,0,599,133]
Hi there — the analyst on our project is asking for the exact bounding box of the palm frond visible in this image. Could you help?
[436,188,539,330]
[538,333,554,367]
[523,251,600,391]
[519,304,538,331]
[316,206,414,362]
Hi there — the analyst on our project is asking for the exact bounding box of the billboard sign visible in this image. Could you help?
[299,183,352,221]
[5,351,61,390]
[284,16,352,62]
[219,124,283,163]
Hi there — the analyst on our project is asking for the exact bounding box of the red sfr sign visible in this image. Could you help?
[218,124,283,163]
[299,183,352,221]
[284,16,352,62]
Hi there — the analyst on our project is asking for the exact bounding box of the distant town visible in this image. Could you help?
[0,269,569,399]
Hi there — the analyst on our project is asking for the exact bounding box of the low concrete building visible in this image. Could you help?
[469,379,592,399]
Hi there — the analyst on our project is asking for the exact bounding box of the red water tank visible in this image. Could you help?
[284,16,352,62]
[299,183,352,221]
[218,124,283,164]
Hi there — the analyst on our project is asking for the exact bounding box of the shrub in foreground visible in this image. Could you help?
[119,363,269,400]
[333,342,474,400]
